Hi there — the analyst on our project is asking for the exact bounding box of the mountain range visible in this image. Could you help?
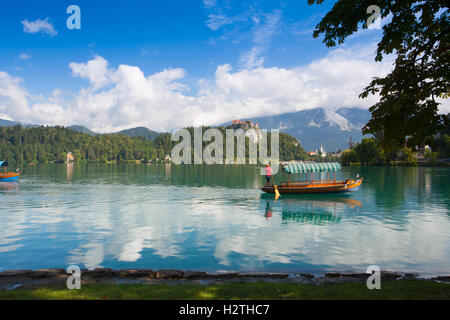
[0,119,40,128]
[0,120,161,141]
[67,125,160,140]
[247,107,371,152]
[0,107,371,151]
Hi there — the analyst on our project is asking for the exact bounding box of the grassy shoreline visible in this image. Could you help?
[1,281,449,300]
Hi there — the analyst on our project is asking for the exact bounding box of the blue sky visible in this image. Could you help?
[1,0,342,93]
[0,0,399,132]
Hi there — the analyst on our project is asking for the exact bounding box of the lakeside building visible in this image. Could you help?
[66,152,75,163]
[230,120,259,130]
[308,146,328,158]
[317,145,327,157]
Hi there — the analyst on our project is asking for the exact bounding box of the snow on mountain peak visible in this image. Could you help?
[324,109,351,131]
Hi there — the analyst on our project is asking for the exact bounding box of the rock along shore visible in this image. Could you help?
[0,268,449,291]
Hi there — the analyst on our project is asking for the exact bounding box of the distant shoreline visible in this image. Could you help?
[14,161,450,168]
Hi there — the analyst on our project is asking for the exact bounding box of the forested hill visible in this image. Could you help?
[0,125,308,165]
[0,125,172,165]
[114,127,160,140]
[68,125,161,140]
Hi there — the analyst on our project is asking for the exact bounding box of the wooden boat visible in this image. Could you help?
[262,162,362,194]
[262,178,363,194]
[0,161,20,181]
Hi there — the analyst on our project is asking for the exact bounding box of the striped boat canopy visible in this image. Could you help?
[0,161,7,167]
[282,162,341,174]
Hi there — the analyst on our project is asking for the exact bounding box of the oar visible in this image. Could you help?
[274,185,280,200]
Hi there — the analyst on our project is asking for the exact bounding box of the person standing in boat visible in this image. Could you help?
[264,164,273,186]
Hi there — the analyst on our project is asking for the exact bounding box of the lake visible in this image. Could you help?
[0,164,449,276]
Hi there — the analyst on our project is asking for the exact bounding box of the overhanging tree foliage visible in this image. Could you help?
[308,0,449,151]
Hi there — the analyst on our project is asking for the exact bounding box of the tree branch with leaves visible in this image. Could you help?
[309,0,449,151]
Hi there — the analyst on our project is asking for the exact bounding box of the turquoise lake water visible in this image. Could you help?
[0,164,449,276]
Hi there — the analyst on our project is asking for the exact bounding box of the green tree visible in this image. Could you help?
[354,138,384,165]
[397,147,418,165]
[429,114,450,157]
[340,149,358,165]
[309,0,449,151]
[56,151,66,163]
[0,125,308,165]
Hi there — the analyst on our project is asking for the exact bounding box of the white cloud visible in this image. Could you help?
[19,53,31,60]
[203,0,217,8]
[69,55,110,90]
[21,18,58,36]
[205,14,246,31]
[0,72,31,120]
[3,43,448,132]
[3,181,450,273]
[240,10,282,69]
[204,7,282,69]
[240,47,265,69]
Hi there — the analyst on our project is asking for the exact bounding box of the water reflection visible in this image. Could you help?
[355,166,449,207]
[264,200,273,220]
[23,163,263,189]
[263,195,362,225]
[0,182,19,192]
[66,163,74,182]
[164,163,171,180]
[0,164,449,274]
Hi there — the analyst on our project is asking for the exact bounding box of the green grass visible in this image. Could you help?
[0,281,449,300]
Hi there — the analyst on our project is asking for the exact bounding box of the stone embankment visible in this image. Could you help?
[0,268,449,290]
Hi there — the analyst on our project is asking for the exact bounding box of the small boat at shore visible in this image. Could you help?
[262,162,362,194]
[0,161,20,181]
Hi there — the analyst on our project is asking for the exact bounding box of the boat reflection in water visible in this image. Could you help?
[0,181,19,192]
[262,194,362,225]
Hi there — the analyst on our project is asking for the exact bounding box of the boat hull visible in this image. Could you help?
[0,172,20,181]
[261,179,363,194]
